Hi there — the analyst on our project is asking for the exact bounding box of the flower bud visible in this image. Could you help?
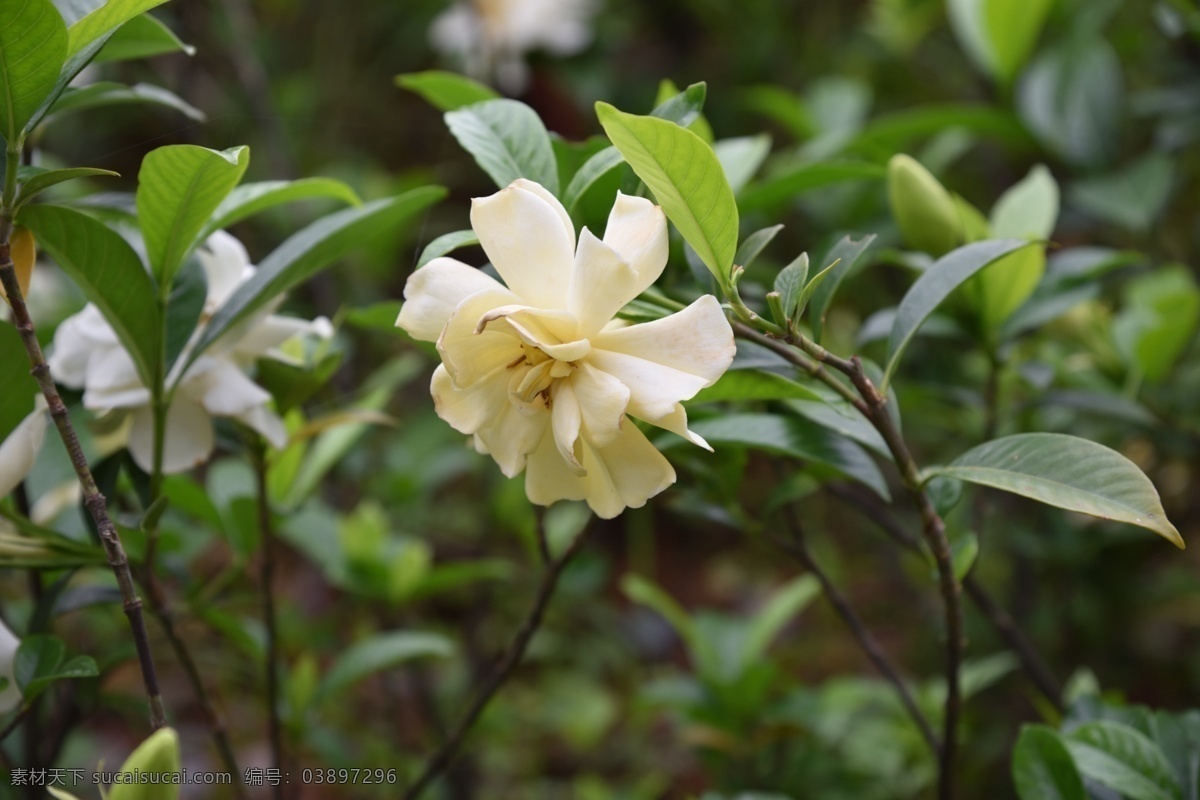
[108,727,182,800]
[887,154,963,257]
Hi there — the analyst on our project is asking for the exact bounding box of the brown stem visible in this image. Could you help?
[0,243,165,730]
[827,483,1063,711]
[253,446,285,800]
[403,526,592,799]
[776,511,941,754]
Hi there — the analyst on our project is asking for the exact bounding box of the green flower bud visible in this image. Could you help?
[108,727,182,800]
[887,154,964,257]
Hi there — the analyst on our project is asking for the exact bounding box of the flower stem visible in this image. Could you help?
[0,234,166,730]
[252,444,286,800]
[402,524,592,799]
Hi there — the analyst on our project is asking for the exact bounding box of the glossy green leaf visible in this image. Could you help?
[809,234,876,343]
[1112,267,1200,383]
[93,12,193,63]
[395,70,498,111]
[319,631,454,700]
[14,166,118,206]
[1070,154,1174,233]
[562,146,623,210]
[0,0,68,141]
[683,413,891,500]
[597,102,738,285]
[0,323,40,441]
[884,238,1030,387]
[445,98,559,194]
[690,369,825,405]
[15,634,97,702]
[1066,722,1183,800]
[988,0,1056,83]
[738,160,886,212]
[23,28,112,134]
[203,178,361,238]
[66,0,167,57]
[20,203,161,386]
[925,433,1183,548]
[136,144,249,285]
[714,134,772,194]
[773,252,809,321]
[735,224,783,269]
[742,575,819,667]
[1012,724,1089,800]
[193,187,444,366]
[966,246,1047,333]
[847,104,1029,157]
[417,229,480,268]
[42,81,204,127]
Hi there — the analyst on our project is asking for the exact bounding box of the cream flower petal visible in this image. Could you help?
[641,403,712,451]
[550,380,586,474]
[48,305,119,387]
[568,228,640,337]
[236,405,288,450]
[588,295,735,418]
[474,403,550,478]
[232,315,333,362]
[570,362,630,448]
[602,192,670,297]
[397,257,512,343]
[432,363,510,434]
[197,230,253,311]
[0,399,47,499]
[526,418,676,519]
[183,358,273,417]
[438,290,527,388]
[82,346,147,410]
[479,306,591,362]
[129,396,214,474]
[471,182,574,309]
[0,617,21,714]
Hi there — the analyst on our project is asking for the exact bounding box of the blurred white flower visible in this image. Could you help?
[398,179,735,519]
[430,0,598,92]
[0,396,48,501]
[48,231,332,474]
[0,616,20,713]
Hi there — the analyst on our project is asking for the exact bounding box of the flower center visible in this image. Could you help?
[508,344,575,411]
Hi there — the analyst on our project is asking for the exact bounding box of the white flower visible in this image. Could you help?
[430,0,598,92]
[397,179,735,519]
[48,231,332,474]
[0,616,20,713]
[0,396,48,501]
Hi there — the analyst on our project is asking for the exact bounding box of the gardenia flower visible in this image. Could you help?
[0,396,47,501]
[0,616,20,713]
[47,232,331,474]
[397,179,735,519]
[430,0,598,92]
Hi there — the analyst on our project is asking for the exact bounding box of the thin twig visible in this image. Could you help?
[827,483,1063,711]
[403,525,592,799]
[253,445,285,800]
[0,706,31,744]
[775,510,941,754]
[0,238,166,730]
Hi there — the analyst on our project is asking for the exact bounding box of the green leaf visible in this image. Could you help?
[15,166,118,207]
[794,258,841,320]
[395,70,498,111]
[0,322,40,441]
[950,0,1055,83]
[773,252,809,321]
[965,246,1047,333]
[650,80,707,129]
[1018,36,1122,168]
[682,413,891,500]
[809,234,876,343]
[1013,725,1085,800]
[1112,266,1200,383]
[15,634,97,702]
[445,98,559,195]
[621,574,699,655]
[1066,722,1183,800]
[319,631,454,700]
[0,0,68,141]
[883,238,1031,388]
[714,135,772,194]
[846,104,1030,157]
[690,369,825,405]
[741,575,819,667]
[20,203,161,386]
[1070,154,1174,233]
[925,433,1183,548]
[66,0,167,57]
[738,160,886,212]
[192,188,444,367]
[93,12,193,63]
[597,102,738,286]
[735,224,783,269]
[23,28,112,134]
[41,81,204,128]
[203,178,361,238]
[136,144,250,285]
[417,229,479,268]
[991,164,1059,240]
[562,146,624,210]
